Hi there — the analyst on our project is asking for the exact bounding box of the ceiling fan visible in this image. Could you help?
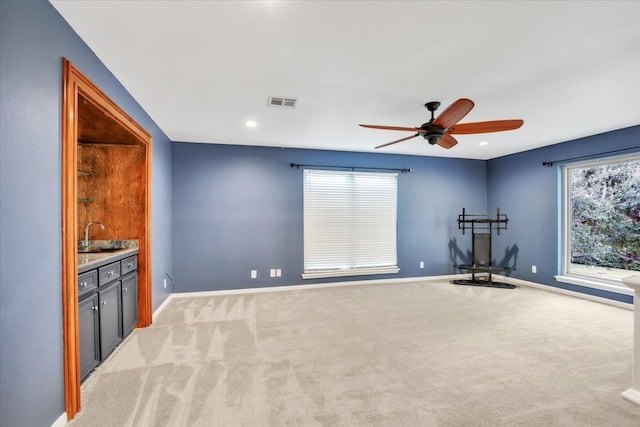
[359,98,523,149]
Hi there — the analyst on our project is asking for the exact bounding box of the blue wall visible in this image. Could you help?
[0,1,172,425]
[172,143,487,292]
[173,127,640,298]
[1,1,637,426]
[487,125,640,304]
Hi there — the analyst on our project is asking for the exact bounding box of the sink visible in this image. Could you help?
[78,239,134,254]
[79,247,128,254]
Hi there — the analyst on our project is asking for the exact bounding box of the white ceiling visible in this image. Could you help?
[50,0,640,160]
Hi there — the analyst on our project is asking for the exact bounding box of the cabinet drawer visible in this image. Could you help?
[98,261,121,286]
[121,255,137,275]
[78,270,98,297]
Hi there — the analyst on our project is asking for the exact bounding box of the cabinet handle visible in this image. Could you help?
[101,300,107,306]
[107,271,113,277]
[123,287,128,292]
[127,262,133,268]
[81,282,87,288]
[92,305,98,311]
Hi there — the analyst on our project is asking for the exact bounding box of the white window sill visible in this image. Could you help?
[302,267,400,280]
[555,275,634,296]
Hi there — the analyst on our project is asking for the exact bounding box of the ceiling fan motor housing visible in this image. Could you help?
[420,123,444,144]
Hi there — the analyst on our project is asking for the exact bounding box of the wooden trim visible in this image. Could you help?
[62,59,153,420]
[141,140,153,326]
[62,59,80,419]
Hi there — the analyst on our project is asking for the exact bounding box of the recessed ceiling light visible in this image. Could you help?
[245,120,258,128]
[479,141,489,146]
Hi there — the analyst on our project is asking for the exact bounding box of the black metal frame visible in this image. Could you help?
[451,207,516,289]
[542,146,640,167]
[290,163,411,173]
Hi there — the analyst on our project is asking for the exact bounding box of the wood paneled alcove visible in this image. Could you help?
[77,140,146,240]
[62,59,152,420]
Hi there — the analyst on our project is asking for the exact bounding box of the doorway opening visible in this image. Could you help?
[62,59,152,420]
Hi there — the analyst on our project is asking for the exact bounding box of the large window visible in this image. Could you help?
[303,169,399,279]
[560,154,640,290]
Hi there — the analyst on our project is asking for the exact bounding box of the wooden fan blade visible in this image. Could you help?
[375,133,419,149]
[433,98,475,129]
[437,133,458,149]
[449,119,524,134]
[360,124,424,132]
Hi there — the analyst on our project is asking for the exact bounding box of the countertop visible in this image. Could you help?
[78,247,139,273]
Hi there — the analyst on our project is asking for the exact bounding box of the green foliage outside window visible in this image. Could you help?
[569,158,640,272]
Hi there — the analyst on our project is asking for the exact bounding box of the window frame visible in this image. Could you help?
[302,168,400,279]
[556,153,640,295]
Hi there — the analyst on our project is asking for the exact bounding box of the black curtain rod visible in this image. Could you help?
[290,163,411,173]
[542,146,640,167]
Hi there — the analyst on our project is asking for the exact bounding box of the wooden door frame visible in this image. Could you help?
[62,59,153,420]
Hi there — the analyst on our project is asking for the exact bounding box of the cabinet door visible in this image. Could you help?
[121,272,138,337]
[79,294,100,381]
[99,281,122,360]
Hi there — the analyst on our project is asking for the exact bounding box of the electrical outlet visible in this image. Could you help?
[163,278,167,288]
[270,268,276,277]
[251,270,257,279]
[420,261,424,269]
[276,269,281,277]
[532,265,537,274]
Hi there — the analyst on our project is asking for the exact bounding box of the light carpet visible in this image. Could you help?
[69,280,640,426]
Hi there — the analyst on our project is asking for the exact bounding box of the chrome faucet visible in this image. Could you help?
[80,221,105,251]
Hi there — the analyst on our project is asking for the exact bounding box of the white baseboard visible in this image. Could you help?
[622,388,640,406]
[493,275,633,310]
[51,412,67,427]
[154,273,631,314]
[152,293,175,322]
[166,274,470,300]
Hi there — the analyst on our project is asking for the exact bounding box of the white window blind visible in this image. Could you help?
[303,169,399,279]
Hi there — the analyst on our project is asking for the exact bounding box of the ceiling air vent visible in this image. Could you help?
[268,96,297,109]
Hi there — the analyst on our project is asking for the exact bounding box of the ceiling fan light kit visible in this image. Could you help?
[360,98,523,150]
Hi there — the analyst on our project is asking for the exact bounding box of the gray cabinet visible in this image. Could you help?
[98,280,122,360]
[121,255,137,275]
[79,293,99,381]
[78,270,97,297]
[98,261,121,286]
[78,253,138,382]
[121,272,138,337]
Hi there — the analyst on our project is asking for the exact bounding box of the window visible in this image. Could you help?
[303,169,399,279]
[560,154,640,291]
